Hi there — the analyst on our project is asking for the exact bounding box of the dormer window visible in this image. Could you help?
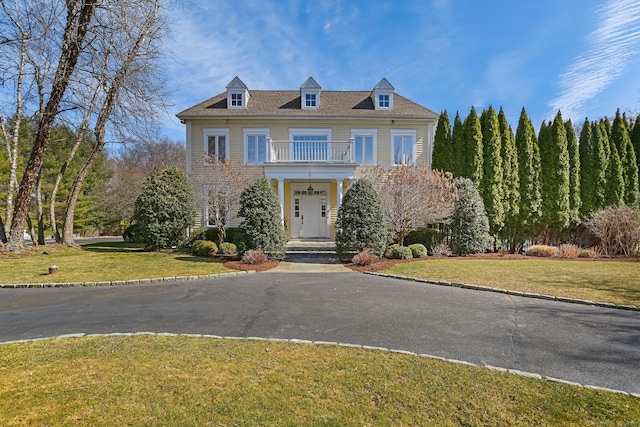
[372,78,394,111]
[226,76,249,109]
[300,77,321,110]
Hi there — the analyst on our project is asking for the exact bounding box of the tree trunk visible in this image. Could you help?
[5,0,96,252]
[36,172,45,245]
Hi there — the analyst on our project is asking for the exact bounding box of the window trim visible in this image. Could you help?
[288,128,332,140]
[390,129,417,165]
[350,128,378,166]
[230,92,243,108]
[203,128,230,165]
[243,128,270,165]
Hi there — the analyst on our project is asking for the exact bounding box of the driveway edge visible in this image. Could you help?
[0,270,256,289]
[364,271,640,312]
[1,332,638,399]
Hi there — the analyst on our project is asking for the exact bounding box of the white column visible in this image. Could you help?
[278,179,285,223]
[337,179,344,207]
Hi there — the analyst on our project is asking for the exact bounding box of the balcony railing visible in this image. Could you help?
[267,138,354,163]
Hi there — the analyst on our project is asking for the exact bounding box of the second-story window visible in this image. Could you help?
[204,128,229,164]
[351,129,377,166]
[391,129,416,165]
[244,128,270,165]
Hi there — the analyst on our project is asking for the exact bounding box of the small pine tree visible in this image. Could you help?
[335,179,387,259]
[449,177,490,255]
[132,167,196,250]
[463,106,484,186]
[238,178,287,260]
[514,107,542,244]
[432,110,453,173]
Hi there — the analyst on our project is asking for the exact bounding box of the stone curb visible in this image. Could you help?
[1,332,637,399]
[364,271,640,312]
[0,270,256,289]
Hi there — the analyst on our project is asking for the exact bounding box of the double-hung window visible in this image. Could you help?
[203,128,229,164]
[244,128,269,165]
[391,129,417,165]
[351,129,377,166]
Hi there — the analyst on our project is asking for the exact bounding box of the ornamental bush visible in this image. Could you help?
[238,178,287,260]
[408,243,428,258]
[132,167,196,250]
[335,179,387,259]
[448,177,490,255]
[404,228,442,254]
[384,244,413,259]
[218,242,237,255]
[192,240,217,256]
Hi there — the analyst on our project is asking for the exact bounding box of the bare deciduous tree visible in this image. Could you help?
[586,205,640,256]
[364,164,457,246]
[191,159,264,247]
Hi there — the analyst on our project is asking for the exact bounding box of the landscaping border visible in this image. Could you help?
[0,270,255,289]
[1,332,638,399]
[364,271,640,312]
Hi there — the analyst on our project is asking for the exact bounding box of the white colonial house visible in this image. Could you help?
[176,77,438,240]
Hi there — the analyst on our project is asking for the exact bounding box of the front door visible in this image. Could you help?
[291,185,329,238]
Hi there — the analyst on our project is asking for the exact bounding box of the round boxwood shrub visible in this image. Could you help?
[192,240,217,257]
[218,242,237,255]
[384,244,413,259]
[408,243,428,258]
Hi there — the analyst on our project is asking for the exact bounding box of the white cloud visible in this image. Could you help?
[548,0,640,119]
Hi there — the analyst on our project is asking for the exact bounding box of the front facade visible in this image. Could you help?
[177,77,438,240]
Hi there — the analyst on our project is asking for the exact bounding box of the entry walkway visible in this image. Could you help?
[266,239,352,273]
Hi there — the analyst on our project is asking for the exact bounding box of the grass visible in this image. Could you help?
[1,335,638,426]
[382,258,640,307]
[0,242,231,284]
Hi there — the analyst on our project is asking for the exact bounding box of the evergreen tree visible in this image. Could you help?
[611,110,639,205]
[451,112,465,178]
[604,143,625,207]
[565,120,581,226]
[432,110,453,173]
[578,119,602,217]
[514,107,542,245]
[335,179,387,259]
[589,121,608,211]
[603,117,612,141]
[479,106,504,238]
[132,167,196,250]
[631,115,640,184]
[238,178,287,260]
[498,107,519,247]
[539,112,570,238]
[462,106,483,187]
[449,177,490,255]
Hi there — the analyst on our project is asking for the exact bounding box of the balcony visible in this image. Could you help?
[267,138,354,163]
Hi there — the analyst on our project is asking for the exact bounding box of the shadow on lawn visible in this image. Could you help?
[82,242,146,253]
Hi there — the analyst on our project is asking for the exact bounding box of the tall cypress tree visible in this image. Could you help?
[539,112,570,238]
[451,111,465,179]
[589,121,608,211]
[604,142,625,207]
[514,107,541,244]
[630,115,640,183]
[578,119,597,216]
[432,110,452,173]
[611,109,639,205]
[498,106,519,247]
[479,106,504,238]
[463,106,483,187]
[565,119,581,225]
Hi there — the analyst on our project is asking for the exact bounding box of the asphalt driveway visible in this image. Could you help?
[1,271,639,394]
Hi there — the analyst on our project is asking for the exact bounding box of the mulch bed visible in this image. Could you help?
[224,259,280,272]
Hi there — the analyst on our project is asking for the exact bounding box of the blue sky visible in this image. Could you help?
[162,0,640,140]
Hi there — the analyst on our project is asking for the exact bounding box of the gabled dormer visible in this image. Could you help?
[371,78,394,110]
[300,77,321,110]
[226,76,249,109]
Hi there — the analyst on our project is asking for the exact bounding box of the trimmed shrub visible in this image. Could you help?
[526,245,557,257]
[384,244,413,260]
[192,240,217,257]
[132,167,196,250]
[448,178,490,255]
[241,249,269,265]
[432,242,452,257]
[408,243,428,258]
[351,251,379,266]
[239,178,287,260]
[335,179,387,259]
[218,242,237,255]
[404,228,442,254]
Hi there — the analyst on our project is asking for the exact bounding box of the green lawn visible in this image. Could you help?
[382,257,640,307]
[0,242,231,284]
[1,335,638,426]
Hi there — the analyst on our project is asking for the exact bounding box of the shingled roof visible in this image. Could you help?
[176,90,438,120]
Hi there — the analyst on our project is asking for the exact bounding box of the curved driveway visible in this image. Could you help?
[1,271,639,394]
